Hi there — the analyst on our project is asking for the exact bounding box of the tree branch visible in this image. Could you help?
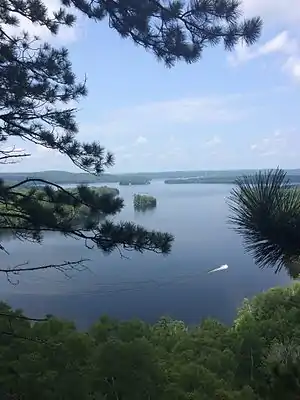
[0,258,89,274]
[0,313,47,322]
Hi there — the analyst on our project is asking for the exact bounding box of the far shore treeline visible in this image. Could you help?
[2,169,300,186]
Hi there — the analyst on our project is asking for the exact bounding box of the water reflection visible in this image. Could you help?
[133,194,157,213]
[134,206,157,215]
[227,168,300,279]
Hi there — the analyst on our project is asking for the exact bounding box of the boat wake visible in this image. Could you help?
[208,264,229,274]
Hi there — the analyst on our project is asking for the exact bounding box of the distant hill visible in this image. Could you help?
[0,171,121,184]
[1,169,300,185]
[0,171,157,185]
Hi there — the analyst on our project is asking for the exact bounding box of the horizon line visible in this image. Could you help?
[1,167,300,175]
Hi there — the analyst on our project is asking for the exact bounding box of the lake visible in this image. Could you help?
[0,181,291,328]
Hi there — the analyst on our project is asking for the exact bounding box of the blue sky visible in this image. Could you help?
[5,0,300,173]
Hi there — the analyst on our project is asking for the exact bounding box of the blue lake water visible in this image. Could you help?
[0,181,291,328]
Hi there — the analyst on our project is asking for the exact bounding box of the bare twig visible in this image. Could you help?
[0,258,89,274]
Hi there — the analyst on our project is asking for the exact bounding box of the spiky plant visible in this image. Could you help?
[227,168,300,274]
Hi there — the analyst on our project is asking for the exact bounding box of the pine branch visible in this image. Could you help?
[0,153,30,162]
[227,168,300,271]
[0,146,30,164]
[68,0,262,66]
[0,178,174,255]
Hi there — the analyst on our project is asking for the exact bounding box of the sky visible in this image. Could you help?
[3,0,300,173]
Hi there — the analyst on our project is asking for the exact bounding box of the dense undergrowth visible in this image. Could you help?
[0,284,300,399]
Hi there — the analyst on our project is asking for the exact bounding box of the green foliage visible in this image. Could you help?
[0,181,124,237]
[1,284,300,399]
[234,284,300,399]
[65,186,120,226]
[227,168,300,276]
[134,193,157,211]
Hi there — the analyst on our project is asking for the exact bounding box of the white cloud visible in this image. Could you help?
[86,94,246,140]
[5,0,83,44]
[229,31,300,83]
[260,32,298,55]
[132,96,243,124]
[250,130,287,157]
[135,136,148,145]
[229,31,299,65]
[229,0,300,81]
[260,150,277,157]
[283,57,300,81]
[242,0,300,25]
[204,136,222,148]
[158,147,182,161]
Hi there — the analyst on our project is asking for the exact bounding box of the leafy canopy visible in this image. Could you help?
[1,283,300,399]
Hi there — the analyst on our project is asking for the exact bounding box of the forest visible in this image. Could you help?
[0,171,151,185]
[1,283,299,399]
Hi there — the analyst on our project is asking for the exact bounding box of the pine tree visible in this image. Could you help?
[0,0,262,275]
[227,169,300,276]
